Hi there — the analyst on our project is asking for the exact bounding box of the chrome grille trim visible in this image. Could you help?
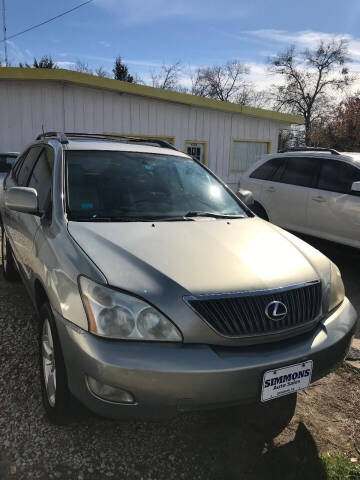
[184,280,322,340]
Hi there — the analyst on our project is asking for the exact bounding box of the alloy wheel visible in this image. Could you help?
[42,319,57,407]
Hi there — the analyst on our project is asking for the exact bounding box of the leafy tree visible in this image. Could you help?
[310,93,360,151]
[19,55,58,69]
[269,40,352,145]
[112,56,133,82]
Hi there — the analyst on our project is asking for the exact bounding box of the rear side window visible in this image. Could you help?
[317,160,360,194]
[279,157,317,188]
[250,157,285,180]
[0,155,16,173]
[27,148,54,211]
[16,147,42,186]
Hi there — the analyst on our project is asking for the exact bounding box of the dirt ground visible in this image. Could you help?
[0,235,359,480]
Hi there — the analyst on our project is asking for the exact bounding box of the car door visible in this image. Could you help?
[306,158,360,248]
[242,156,285,203]
[261,156,320,231]
[15,147,54,280]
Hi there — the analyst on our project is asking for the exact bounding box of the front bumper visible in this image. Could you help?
[55,297,358,420]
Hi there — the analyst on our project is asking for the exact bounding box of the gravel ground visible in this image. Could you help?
[0,236,359,480]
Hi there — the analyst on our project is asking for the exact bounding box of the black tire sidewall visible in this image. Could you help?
[39,303,71,424]
[1,227,18,281]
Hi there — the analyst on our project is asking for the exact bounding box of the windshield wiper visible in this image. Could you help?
[184,211,245,219]
[68,215,157,222]
[68,215,195,222]
[146,216,194,221]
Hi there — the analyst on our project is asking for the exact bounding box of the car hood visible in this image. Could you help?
[68,217,331,299]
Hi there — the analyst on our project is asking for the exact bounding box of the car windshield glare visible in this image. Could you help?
[65,151,246,220]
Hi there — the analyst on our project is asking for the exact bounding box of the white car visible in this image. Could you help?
[240,148,360,249]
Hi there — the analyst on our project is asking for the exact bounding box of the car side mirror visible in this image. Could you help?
[237,188,254,208]
[351,181,360,195]
[5,187,39,215]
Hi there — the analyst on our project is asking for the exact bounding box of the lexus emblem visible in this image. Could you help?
[265,300,287,321]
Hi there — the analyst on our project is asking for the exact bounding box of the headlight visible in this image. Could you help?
[79,276,182,341]
[327,262,345,312]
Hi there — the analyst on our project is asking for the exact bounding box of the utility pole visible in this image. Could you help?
[1,0,8,66]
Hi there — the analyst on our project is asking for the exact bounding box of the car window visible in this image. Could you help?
[278,157,317,188]
[317,160,360,194]
[0,155,17,173]
[11,151,28,182]
[65,151,246,220]
[16,147,42,186]
[27,148,54,211]
[249,157,286,180]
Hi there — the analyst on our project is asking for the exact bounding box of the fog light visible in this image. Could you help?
[87,376,135,404]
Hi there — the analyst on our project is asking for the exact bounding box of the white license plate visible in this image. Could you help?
[261,360,313,402]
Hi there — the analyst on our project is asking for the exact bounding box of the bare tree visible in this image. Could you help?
[150,61,183,90]
[244,89,273,109]
[95,66,110,78]
[74,60,93,74]
[269,40,353,145]
[191,60,250,102]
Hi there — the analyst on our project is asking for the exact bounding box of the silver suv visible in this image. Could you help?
[0,132,357,424]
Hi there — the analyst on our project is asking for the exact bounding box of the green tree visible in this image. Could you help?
[112,56,133,82]
[19,55,58,69]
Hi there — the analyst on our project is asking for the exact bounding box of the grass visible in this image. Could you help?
[322,455,360,480]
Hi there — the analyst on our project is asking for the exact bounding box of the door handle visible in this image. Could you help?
[265,186,276,193]
[312,196,326,203]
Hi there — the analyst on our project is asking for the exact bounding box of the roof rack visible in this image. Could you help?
[36,131,179,151]
[279,146,340,155]
[36,131,69,144]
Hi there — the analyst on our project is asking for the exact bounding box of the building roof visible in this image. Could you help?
[0,67,303,124]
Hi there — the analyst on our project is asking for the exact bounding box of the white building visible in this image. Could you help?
[0,67,302,190]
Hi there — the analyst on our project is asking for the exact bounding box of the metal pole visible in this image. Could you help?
[1,0,8,66]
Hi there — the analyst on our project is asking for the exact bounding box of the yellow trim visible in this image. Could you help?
[184,140,208,165]
[230,139,272,173]
[0,67,304,124]
[104,132,175,145]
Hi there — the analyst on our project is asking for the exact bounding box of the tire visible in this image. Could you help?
[1,227,19,281]
[251,202,269,221]
[39,303,73,425]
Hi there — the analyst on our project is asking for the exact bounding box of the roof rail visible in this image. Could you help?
[36,132,69,144]
[37,132,179,151]
[279,146,340,155]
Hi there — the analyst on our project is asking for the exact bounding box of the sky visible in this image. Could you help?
[2,0,360,91]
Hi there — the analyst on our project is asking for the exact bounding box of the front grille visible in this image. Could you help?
[187,281,322,338]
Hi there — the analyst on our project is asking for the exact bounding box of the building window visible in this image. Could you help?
[231,140,271,173]
[184,141,207,164]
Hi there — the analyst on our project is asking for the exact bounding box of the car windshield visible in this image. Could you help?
[65,151,246,221]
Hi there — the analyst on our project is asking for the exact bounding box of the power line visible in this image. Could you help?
[1,0,8,64]
[0,0,94,44]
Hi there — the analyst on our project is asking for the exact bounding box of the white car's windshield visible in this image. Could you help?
[65,151,246,221]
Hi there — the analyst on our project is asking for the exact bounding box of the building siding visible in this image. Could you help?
[0,80,289,190]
